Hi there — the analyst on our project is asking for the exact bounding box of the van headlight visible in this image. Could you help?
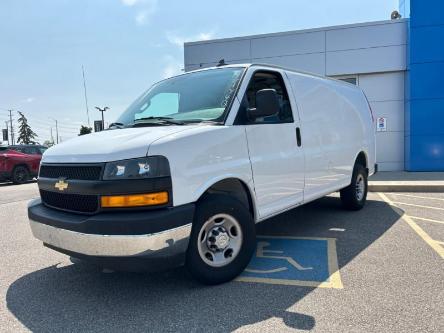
[103,156,170,180]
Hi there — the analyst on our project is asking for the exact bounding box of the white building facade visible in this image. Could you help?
[184,19,408,171]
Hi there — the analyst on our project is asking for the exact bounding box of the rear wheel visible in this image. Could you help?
[340,164,368,210]
[12,166,29,184]
[186,194,256,285]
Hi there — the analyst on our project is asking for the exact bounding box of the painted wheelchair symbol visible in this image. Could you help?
[245,241,313,274]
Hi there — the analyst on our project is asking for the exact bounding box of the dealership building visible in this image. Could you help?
[184,0,443,172]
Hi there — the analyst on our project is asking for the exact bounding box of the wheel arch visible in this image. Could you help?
[197,177,257,222]
[354,150,368,170]
[12,163,30,172]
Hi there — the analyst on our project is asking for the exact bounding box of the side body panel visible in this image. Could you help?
[286,71,375,202]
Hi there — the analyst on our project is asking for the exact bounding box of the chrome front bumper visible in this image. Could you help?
[29,219,192,257]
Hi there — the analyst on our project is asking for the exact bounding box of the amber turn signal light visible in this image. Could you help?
[101,192,168,208]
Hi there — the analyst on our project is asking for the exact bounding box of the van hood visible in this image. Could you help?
[42,125,200,163]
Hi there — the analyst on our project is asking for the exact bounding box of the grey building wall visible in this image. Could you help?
[184,20,408,171]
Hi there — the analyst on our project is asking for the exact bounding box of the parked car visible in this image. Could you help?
[9,144,47,156]
[28,64,376,284]
[0,146,42,184]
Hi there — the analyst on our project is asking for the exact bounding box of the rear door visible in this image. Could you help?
[234,68,304,219]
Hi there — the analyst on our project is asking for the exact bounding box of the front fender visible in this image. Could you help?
[147,125,254,207]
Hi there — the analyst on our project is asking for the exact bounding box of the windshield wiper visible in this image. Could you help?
[107,122,126,129]
[133,116,185,126]
[184,119,224,125]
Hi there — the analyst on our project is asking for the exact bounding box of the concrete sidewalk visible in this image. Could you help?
[369,171,444,192]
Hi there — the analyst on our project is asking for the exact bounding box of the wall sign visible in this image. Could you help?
[377,117,387,132]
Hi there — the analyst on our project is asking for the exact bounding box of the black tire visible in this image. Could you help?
[340,163,368,210]
[186,194,256,285]
[12,166,30,184]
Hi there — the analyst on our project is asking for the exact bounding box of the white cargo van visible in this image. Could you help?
[28,64,376,284]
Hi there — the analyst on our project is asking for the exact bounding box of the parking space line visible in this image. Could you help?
[236,236,343,289]
[327,238,343,289]
[379,193,444,259]
[391,201,444,211]
[389,193,444,202]
[410,216,444,225]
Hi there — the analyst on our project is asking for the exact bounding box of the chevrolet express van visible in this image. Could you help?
[28,64,376,284]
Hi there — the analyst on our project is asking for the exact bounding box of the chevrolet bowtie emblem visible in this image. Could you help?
[54,179,68,191]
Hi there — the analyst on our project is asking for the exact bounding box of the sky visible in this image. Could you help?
[0,0,399,143]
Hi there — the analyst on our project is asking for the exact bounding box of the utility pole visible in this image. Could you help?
[8,109,14,145]
[82,65,91,126]
[50,118,59,144]
[95,106,109,130]
[4,121,9,145]
[55,119,59,144]
[50,127,54,144]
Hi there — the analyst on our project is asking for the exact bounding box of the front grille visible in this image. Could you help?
[39,164,103,180]
[40,189,99,213]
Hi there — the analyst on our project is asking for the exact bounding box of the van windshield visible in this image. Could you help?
[116,67,245,126]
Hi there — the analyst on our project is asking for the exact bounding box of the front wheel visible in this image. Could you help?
[186,194,256,285]
[340,164,368,210]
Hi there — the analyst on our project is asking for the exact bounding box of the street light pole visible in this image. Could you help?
[95,106,109,130]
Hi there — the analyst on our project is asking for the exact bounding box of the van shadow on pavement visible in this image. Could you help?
[7,195,401,332]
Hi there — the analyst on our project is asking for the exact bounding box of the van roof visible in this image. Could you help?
[186,63,359,88]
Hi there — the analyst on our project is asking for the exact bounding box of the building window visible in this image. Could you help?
[336,76,358,85]
[339,77,357,85]
[330,75,358,85]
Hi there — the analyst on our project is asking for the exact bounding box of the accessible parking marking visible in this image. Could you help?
[379,193,444,259]
[236,236,343,289]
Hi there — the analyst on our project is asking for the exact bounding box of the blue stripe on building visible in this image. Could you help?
[405,0,444,170]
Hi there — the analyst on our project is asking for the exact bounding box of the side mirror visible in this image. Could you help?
[247,89,280,120]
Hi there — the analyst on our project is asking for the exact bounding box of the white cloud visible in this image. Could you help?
[20,97,34,103]
[120,0,158,25]
[197,32,214,40]
[166,31,216,49]
[120,0,140,6]
[162,55,183,79]
[135,11,148,25]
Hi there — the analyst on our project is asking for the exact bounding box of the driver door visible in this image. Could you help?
[235,69,305,219]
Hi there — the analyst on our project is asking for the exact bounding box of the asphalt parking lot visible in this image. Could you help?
[1,182,443,332]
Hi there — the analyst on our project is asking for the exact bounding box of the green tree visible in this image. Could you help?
[79,125,92,136]
[17,111,38,144]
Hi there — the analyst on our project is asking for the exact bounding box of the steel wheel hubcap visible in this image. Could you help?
[197,213,243,267]
[356,174,365,201]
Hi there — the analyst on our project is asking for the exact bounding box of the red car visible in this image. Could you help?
[0,145,46,184]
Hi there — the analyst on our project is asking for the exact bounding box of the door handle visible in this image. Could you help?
[296,127,302,147]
